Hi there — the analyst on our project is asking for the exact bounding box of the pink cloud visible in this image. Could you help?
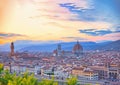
[28,0,91,21]
[88,33,120,42]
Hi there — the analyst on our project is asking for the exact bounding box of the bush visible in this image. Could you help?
[66,77,78,85]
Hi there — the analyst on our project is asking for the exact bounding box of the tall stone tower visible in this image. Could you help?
[57,44,62,56]
[58,44,61,51]
[10,42,14,56]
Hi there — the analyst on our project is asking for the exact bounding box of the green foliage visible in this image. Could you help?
[0,64,3,74]
[38,79,58,85]
[66,77,78,85]
[38,77,58,85]
[0,71,38,85]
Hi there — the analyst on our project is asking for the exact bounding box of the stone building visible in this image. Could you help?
[73,41,83,57]
[10,42,14,56]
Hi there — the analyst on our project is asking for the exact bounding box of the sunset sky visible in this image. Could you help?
[0,0,120,44]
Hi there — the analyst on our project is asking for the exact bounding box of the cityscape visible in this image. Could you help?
[0,40,120,85]
[0,0,120,85]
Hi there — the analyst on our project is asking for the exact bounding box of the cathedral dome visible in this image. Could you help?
[73,41,83,52]
[53,49,57,54]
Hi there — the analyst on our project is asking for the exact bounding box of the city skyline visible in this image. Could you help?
[0,0,120,44]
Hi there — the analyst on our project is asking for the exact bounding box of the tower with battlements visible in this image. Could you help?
[10,42,14,56]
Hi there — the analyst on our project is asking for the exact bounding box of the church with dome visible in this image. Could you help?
[73,41,83,57]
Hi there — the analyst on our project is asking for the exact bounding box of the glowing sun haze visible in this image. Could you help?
[0,0,120,44]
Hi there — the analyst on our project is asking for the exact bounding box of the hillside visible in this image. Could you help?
[0,40,120,52]
[97,40,120,51]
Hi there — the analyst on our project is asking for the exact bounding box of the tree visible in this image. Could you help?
[0,64,3,74]
[38,77,58,85]
[67,77,78,85]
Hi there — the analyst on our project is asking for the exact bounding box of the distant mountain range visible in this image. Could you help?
[0,40,120,52]
[96,40,120,51]
[20,41,97,52]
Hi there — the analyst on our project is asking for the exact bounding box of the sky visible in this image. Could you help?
[0,0,120,44]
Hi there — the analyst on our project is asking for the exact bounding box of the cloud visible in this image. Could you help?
[114,24,120,31]
[1,0,120,43]
[0,32,28,44]
[79,29,120,36]
[0,33,27,38]
[59,1,96,21]
[62,36,85,39]
[59,0,92,9]
[29,0,92,21]
[59,0,120,23]
[61,36,89,42]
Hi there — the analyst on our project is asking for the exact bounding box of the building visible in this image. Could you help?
[53,44,64,57]
[73,41,83,57]
[72,67,84,76]
[89,63,120,81]
[34,65,41,75]
[89,66,108,79]
[108,64,120,81]
[10,42,14,56]
[72,67,98,80]
[57,44,61,56]
[53,49,58,56]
